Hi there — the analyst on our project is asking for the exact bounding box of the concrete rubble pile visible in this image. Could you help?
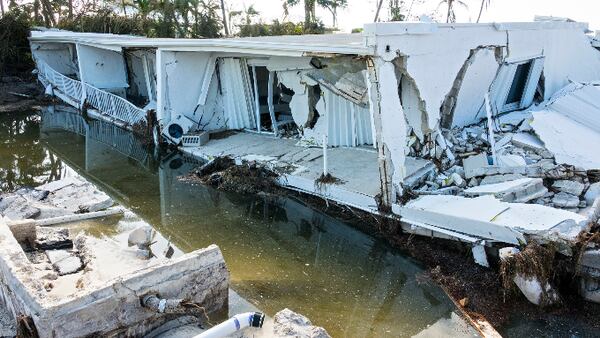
[0,175,230,337]
[403,82,600,307]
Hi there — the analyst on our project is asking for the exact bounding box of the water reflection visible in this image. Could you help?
[5,107,474,337]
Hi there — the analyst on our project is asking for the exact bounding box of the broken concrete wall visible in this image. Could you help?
[0,219,229,337]
[365,22,600,133]
[443,47,501,128]
[502,24,600,101]
[30,42,80,78]
[76,44,128,93]
[366,58,407,203]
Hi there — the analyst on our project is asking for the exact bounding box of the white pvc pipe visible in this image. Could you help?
[322,134,328,176]
[194,312,264,338]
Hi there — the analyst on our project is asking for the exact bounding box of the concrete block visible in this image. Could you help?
[463,153,489,179]
[552,180,585,196]
[46,250,83,276]
[513,274,559,306]
[585,182,600,205]
[464,178,547,203]
[552,192,580,208]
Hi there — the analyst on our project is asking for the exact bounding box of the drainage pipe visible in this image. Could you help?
[194,312,265,338]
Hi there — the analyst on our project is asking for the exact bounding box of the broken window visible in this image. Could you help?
[247,66,293,134]
[505,61,532,106]
[490,56,545,114]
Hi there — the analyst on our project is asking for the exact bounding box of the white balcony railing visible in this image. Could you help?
[37,61,147,127]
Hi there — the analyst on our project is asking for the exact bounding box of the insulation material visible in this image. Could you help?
[531,83,600,170]
[304,87,373,147]
[219,58,256,130]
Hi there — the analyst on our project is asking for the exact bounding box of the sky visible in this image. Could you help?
[225,0,600,33]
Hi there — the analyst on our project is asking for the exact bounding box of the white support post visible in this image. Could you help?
[484,93,497,165]
[156,49,166,122]
[75,43,87,109]
[142,53,154,102]
[322,134,328,176]
[267,71,278,135]
[252,66,261,132]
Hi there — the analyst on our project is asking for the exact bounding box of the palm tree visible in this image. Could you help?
[219,0,229,36]
[437,0,467,23]
[283,0,316,28]
[476,0,490,23]
[316,0,347,28]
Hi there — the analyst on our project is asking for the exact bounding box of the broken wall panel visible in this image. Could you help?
[446,47,500,128]
[504,27,600,102]
[365,24,507,135]
[76,44,128,91]
[158,51,217,125]
[30,42,80,78]
[304,86,373,147]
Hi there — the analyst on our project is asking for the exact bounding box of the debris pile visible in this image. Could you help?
[405,82,600,307]
[187,157,280,194]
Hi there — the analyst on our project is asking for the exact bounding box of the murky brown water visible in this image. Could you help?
[0,107,479,337]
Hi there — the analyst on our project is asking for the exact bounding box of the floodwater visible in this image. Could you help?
[0,106,477,337]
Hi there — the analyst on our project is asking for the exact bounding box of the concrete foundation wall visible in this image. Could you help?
[0,220,229,338]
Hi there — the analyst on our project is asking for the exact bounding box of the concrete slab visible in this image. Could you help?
[399,195,589,244]
[181,132,436,211]
[464,178,547,203]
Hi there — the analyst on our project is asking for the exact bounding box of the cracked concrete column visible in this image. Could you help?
[366,57,407,208]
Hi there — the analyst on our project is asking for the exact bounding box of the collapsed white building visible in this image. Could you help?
[29,20,600,259]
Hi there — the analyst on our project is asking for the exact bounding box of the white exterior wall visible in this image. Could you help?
[76,44,128,90]
[157,50,220,127]
[30,42,79,77]
[364,22,600,198]
[366,22,600,131]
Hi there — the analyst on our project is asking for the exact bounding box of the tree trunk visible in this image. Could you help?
[332,7,337,28]
[1,0,5,17]
[68,0,73,20]
[446,0,452,23]
[374,0,384,22]
[34,0,40,24]
[476,0,485,23]
[220,0,229,36]
[304,0,311,28]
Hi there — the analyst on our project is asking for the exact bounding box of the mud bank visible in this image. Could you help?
[181,162,600,335]
[0,75,47,113]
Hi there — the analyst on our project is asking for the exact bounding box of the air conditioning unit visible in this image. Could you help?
[162,114,197,145]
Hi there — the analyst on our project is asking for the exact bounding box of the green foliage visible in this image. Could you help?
[58,8,148,35]
[238,20,325,37]
[0,11,33,74]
